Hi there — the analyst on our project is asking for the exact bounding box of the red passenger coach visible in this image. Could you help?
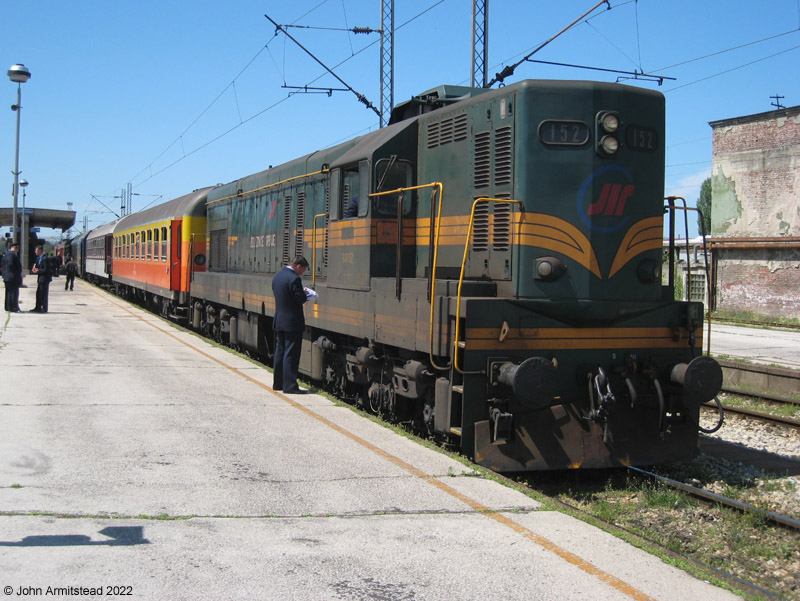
[112,188,214,318]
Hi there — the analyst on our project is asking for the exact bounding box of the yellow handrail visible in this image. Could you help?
[311,213,326,286]
[665,195,713,356]
[370,182,447,370]
[206,168,329,207]
[454,197,524,374]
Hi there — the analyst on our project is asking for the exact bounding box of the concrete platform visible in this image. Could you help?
[0,279,742,600]
[706,322,800,370]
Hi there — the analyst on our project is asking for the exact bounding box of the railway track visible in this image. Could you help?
[703,398,800,429]
[700,359,800,430]
[520,467,797,601]
[627,466,800,532]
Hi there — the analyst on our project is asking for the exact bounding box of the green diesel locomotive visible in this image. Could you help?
[182,78,721,471]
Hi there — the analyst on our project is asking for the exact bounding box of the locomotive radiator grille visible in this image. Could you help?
[474,131,491,189]
[295,190,306,258]
[283,195,291,264]
[493,197,511,251]
[494,126,513,186]
[472,201,490,251]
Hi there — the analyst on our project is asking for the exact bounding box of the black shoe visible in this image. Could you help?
[28,308,41,313]
[284,388,308,395]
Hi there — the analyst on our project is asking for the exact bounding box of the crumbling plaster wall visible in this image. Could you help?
[710,108,800,319]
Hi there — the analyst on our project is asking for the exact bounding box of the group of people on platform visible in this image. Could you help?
[4,243,310,394]
[2,243,79,314]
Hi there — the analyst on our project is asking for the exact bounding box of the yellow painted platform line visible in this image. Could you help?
[96,288,657,601]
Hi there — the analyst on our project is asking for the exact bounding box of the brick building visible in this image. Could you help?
[709,105,800,320]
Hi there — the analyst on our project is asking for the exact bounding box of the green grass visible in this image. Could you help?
[712,309,800,329]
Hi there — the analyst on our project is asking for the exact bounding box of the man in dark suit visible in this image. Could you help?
[272,256,310,393]
[2,242,23,312]
[30,245,52,313]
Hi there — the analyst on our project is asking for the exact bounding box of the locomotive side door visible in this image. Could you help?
[327,162,371,290]
[170,220,182,291]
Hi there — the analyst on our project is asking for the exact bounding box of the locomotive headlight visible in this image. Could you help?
[600,112,619,133]
[533,256,565,281]
[600,135,619,155]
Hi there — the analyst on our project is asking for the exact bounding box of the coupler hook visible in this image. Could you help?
[588,368,617,444]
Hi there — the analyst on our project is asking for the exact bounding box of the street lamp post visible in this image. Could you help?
[8,64,31,248]
[19,178,28,269]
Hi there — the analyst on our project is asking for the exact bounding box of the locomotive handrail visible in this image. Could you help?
[454,197,524,374]
[205,168,329,206]
[311,213,327,287]
[665,196,713,356]
[369,182,448,370]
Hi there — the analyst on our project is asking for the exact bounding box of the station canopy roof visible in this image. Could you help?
[0,207,76,232]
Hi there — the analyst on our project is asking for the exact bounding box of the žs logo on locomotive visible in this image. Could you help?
[577,165,635,233]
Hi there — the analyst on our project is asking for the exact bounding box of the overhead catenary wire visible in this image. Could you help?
[125,1,447,192]
[120,1,799,207]
[264,12,380,117]
[485,0,614,87]
[665,43,800,93]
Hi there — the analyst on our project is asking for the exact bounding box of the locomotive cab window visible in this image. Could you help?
[374,158,413,217]
[336,160,369,220]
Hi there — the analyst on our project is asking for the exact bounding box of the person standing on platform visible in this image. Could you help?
[271,256,310,394]
[64,256,78,291]
[30,245,52,313]
[2,243,23,312]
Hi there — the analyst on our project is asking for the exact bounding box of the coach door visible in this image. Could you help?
[170,221,182,291]
[104,234,114,275]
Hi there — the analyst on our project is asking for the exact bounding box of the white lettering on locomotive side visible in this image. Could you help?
[250,234,277,248]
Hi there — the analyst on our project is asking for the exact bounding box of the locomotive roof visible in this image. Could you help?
[116,187,215,232]
[329,118,416,169]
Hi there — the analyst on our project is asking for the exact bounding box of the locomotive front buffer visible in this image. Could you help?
[457,300,724,472]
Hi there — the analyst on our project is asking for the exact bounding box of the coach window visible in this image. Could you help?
[154,228,160,261]
[146,230,151,260]
[135,232,140,259]
[161,227,168,261]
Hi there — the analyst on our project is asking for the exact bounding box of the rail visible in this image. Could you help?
[703,400,800,429]
[454,197,524,374]
[628,466,800,531]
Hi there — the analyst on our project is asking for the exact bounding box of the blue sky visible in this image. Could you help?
[3,0,799,239]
